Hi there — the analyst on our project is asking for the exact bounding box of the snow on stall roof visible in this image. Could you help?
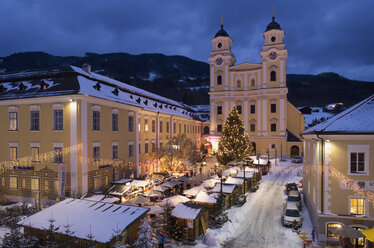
[225,177,244,185]
[129,179,149,188]
[171,202,202,220]
[114,179,133,184]
[183,186,206,197]
[17,198,148,243]
[159,195,190,207]
[211,183,236,194]
[202,178,220,189]
[302,95,374,134]
[236,171,254,179]
[83,194,119,203]
[194,191,218,204]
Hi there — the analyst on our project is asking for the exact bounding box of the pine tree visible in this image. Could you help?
[44,217,60,247]
[85,225,96,248]
[60,220,76,247]
[133,218,157,248]
[110,224,129,248]
[210,193,229,228]
[216,108,254,165]
[162,203,183,241]
[1,227,39,248]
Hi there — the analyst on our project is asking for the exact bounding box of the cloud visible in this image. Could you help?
[0,0,373,81]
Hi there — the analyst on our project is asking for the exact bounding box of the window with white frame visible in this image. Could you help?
[8,112,18,131]
[128,142,134,157]
[30,110,40,130]
[93,144,100,161]
[350,197,365,215]
[128,115,134,132]
[53,147,63,163]
[112,112,119,131]
[31,145,40,162]
[112,144,119,159]
[92,110,100,130]
[348,145,369,174]
[53,109,63,130]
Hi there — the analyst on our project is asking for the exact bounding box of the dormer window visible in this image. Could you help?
[40,81,49,90]
[93,82,101,91]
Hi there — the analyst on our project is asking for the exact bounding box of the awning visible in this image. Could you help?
[361,228,374,242]
[331,225,366,239]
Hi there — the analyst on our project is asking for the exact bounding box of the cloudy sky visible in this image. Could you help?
[1,0,374,81]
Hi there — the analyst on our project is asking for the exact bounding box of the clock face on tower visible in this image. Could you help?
[269,52,277,60]
[215,58,223,65]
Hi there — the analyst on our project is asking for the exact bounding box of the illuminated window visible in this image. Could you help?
[10,176,17,189]
[53,110,63,130]
[9,146,17,161]
[93,176,101,190]
[144,118,149,132]
[31,178,39,191]
[9,112,18,131]
[350,198,365,215]
[327,223,342,239]
[350,153,365,173]
[31,147,39,162]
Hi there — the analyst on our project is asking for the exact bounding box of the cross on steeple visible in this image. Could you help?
[221,14,224,24]
[272,6,275,16]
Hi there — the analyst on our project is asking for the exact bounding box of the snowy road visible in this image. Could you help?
[223,163,302,248]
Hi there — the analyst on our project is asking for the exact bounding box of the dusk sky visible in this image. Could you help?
[0,0,374,81]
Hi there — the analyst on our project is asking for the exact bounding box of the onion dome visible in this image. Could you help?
[265,16,282,31]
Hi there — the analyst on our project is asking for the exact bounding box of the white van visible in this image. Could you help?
[283,202,302,227]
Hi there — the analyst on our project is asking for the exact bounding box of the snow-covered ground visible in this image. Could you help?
[170,158,314,248]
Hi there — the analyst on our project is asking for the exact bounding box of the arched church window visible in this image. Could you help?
[251,79,256,87]
[270,71,276,81]
[217,75,222,85]
[237,80,241,88]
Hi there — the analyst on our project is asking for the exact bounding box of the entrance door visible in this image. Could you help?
[290,146,299,158]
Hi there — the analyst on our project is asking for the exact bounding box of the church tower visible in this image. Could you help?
[208,24,236,135]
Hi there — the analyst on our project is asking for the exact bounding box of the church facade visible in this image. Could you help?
[206,16,304,157]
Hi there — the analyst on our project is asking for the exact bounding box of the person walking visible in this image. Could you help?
[157,231,165,248]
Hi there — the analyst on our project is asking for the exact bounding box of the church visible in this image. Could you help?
[205,15,304,157]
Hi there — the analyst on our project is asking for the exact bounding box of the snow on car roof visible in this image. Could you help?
[302,95,374,134]
[171,202,203,220]
[17,198,148,243]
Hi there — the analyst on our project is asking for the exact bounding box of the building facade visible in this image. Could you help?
[0,65,202,203]
[302,95,374,246]
[206,16,304,157]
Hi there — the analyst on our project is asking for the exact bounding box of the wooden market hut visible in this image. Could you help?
[171,202,209,240]
[193,191,219,210]
[18,198,149,248]
[211,183,239,208]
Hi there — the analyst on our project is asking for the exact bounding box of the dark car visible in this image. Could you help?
[285,182,298,194]
[292,156,303,163]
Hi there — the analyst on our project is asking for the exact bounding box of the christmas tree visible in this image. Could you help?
[133,218,157,248]
[216,108,254,165]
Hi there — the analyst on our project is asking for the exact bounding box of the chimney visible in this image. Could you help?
[82,63,91,74]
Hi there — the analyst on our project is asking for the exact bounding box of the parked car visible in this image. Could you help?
[287,190,302,210]
[283,202,303,227]
[292,156,303,163]
[285,182,298,194]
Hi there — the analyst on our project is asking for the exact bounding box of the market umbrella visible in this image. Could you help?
[144,189,162,198]
[361,228,374,242]
[331,225,366,239]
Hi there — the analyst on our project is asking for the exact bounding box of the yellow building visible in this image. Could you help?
[0,65,202,203]
[206,16,304,157]
[302,95,374,246]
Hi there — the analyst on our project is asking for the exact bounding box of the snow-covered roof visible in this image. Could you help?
[194,191,218,204]
[225,177,244,185]
[159,195,189,207]
[130,180,149,188]
[114,179,133,184]
[83,194,119,203]
[18,198,148,243]
[183,186,206,197]
[236,171,254,179]
[108,184,131,196]
[0,65,200,120]
[302,95,374,134]
[211,183,237,194]
[171,202,203,220]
